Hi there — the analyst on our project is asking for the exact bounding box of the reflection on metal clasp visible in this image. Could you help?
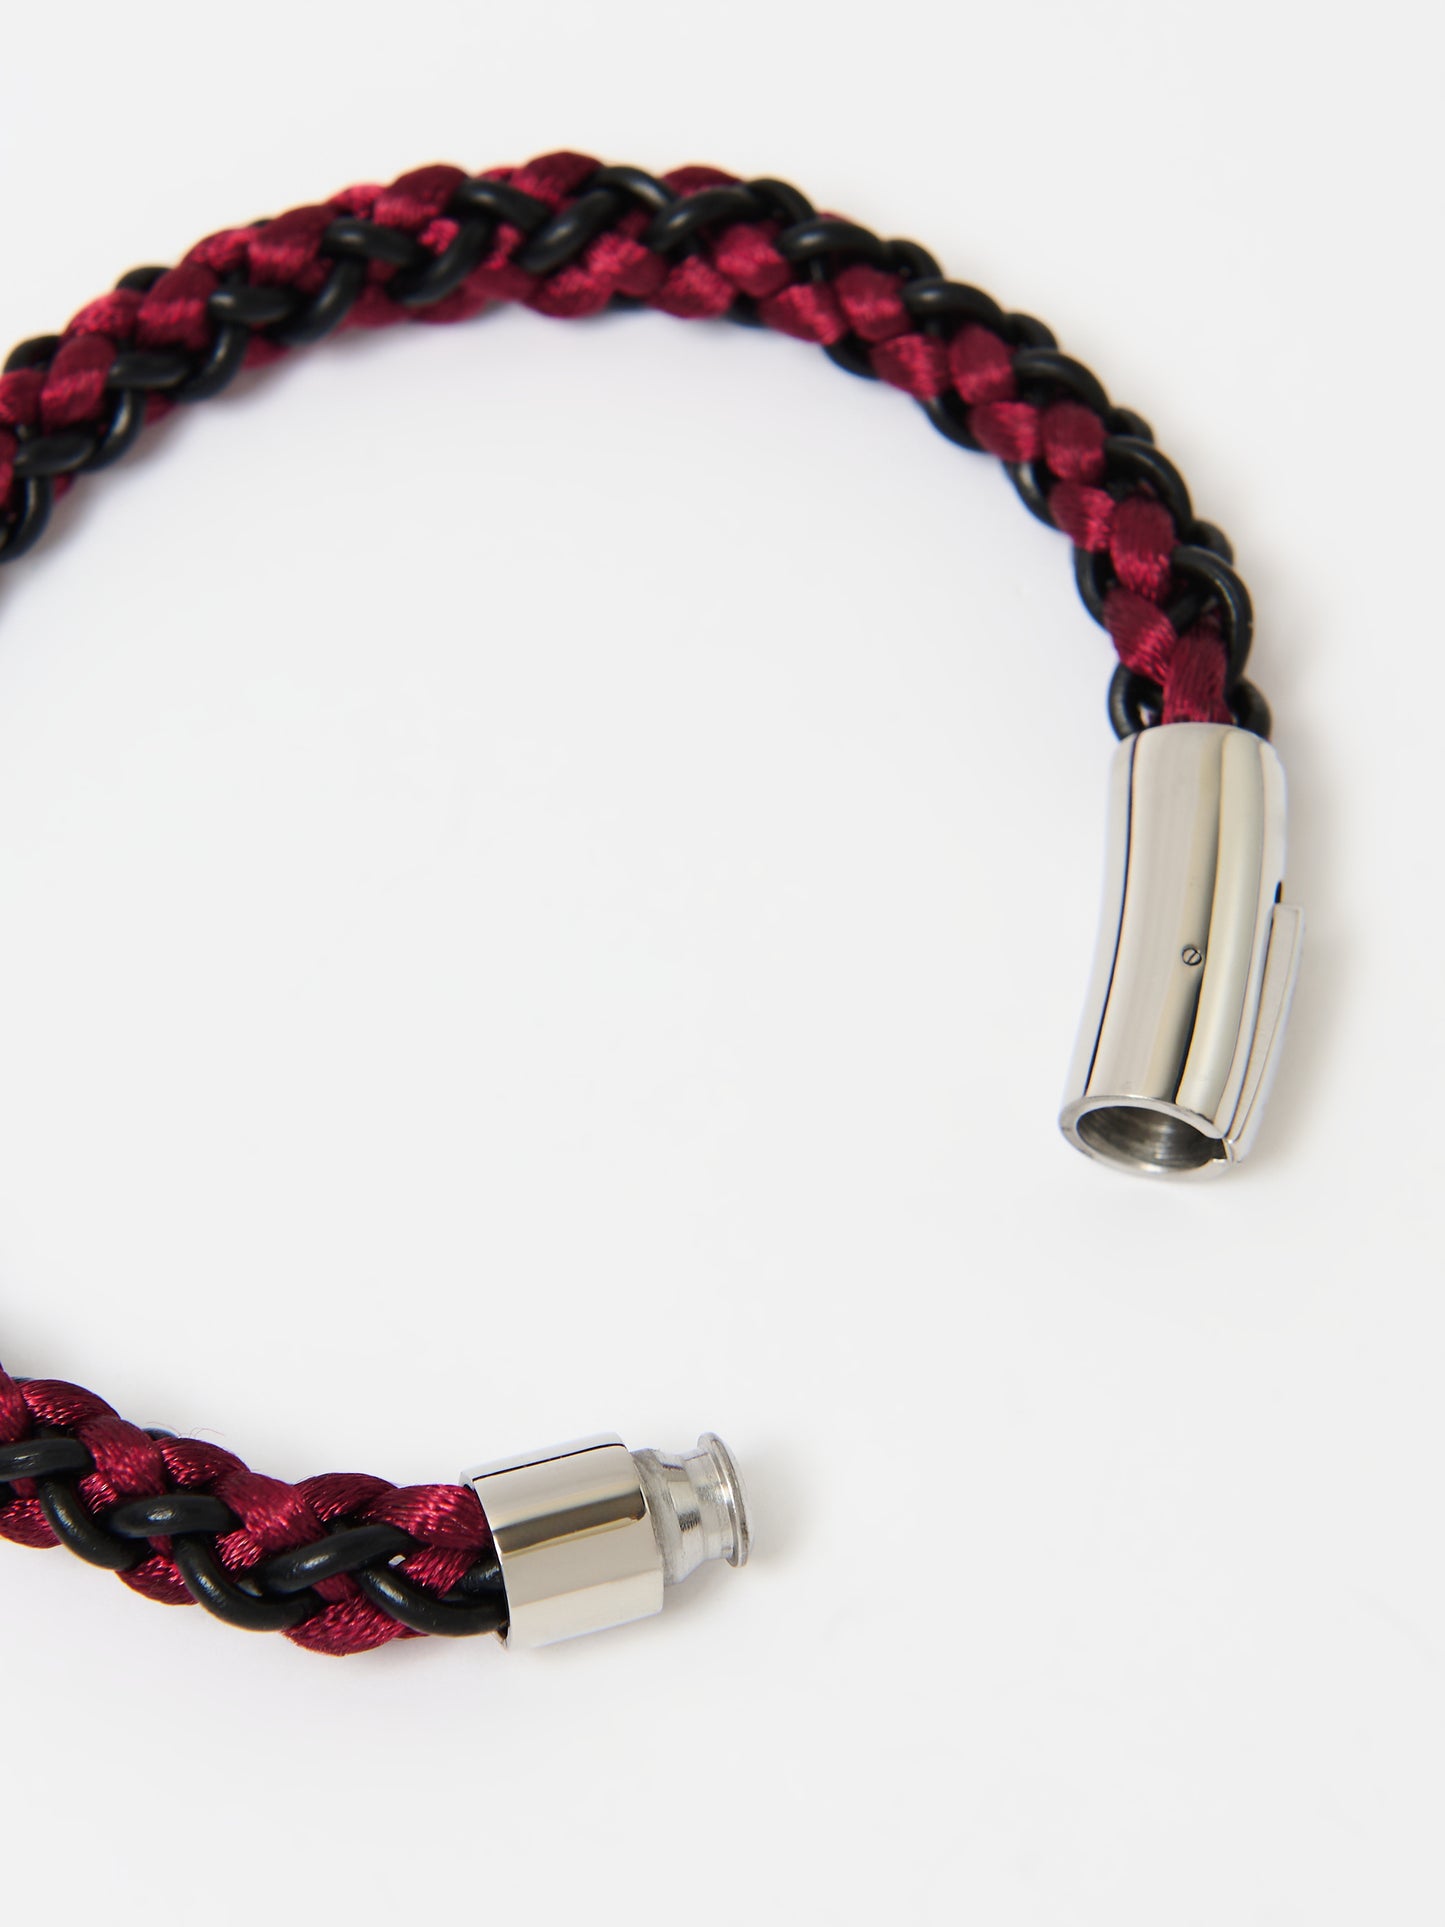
[1060,722,1303,1177]
[464,1432,750,1648]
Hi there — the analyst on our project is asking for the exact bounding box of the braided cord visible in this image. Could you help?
[0,151,1273,1658]
[0,150,1267,733]
[0,1367,505,1654]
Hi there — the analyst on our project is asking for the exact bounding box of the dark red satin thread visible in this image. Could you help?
[0,1368,492,1655]
[0,155,1242,1656]
[0,151,1232,725]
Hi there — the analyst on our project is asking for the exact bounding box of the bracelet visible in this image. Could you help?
[0,150,1303,1658]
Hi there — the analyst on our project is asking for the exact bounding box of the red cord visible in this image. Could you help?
[0,152,1241,1657]
[0,151,1230,724]
[0,1367,491,1655]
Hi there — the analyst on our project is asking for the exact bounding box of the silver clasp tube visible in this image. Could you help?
[464,1432,750,1647]
[1059,722,1303,1176]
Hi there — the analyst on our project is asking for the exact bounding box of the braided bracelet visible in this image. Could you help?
[0,151,1303,1658]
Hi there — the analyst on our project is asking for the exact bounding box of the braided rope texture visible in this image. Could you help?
[0,152,1266,1659]
[0,1367,503,1654]
[0,150,1261,728]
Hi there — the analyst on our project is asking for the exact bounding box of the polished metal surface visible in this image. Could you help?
[465,1432,750,1648]
[633,1433,751,1585]
[1060,723,1303,1176]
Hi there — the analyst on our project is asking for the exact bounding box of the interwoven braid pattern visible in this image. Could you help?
[0,152,1270,1659]
[0,150,1261,729]
[0,1366,501,1654]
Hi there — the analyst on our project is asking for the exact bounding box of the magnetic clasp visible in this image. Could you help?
[1059,722,1303,1176]
[463,1433,750,1648]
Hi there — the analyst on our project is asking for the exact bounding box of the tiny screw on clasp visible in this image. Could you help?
[464,1433,750,1648]
[1059,722,1303,1176]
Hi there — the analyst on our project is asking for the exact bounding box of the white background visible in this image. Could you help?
[0,4,1440,1922]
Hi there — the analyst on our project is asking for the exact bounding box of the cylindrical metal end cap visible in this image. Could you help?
[702,1432,752,1569]
[464,1431,750,1648]
[633,1432,751,1584]
[1060,723,1303,1177]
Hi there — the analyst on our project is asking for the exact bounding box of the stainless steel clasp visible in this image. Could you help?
[1060,722,1303,1176]
[464,1432,750,1648]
